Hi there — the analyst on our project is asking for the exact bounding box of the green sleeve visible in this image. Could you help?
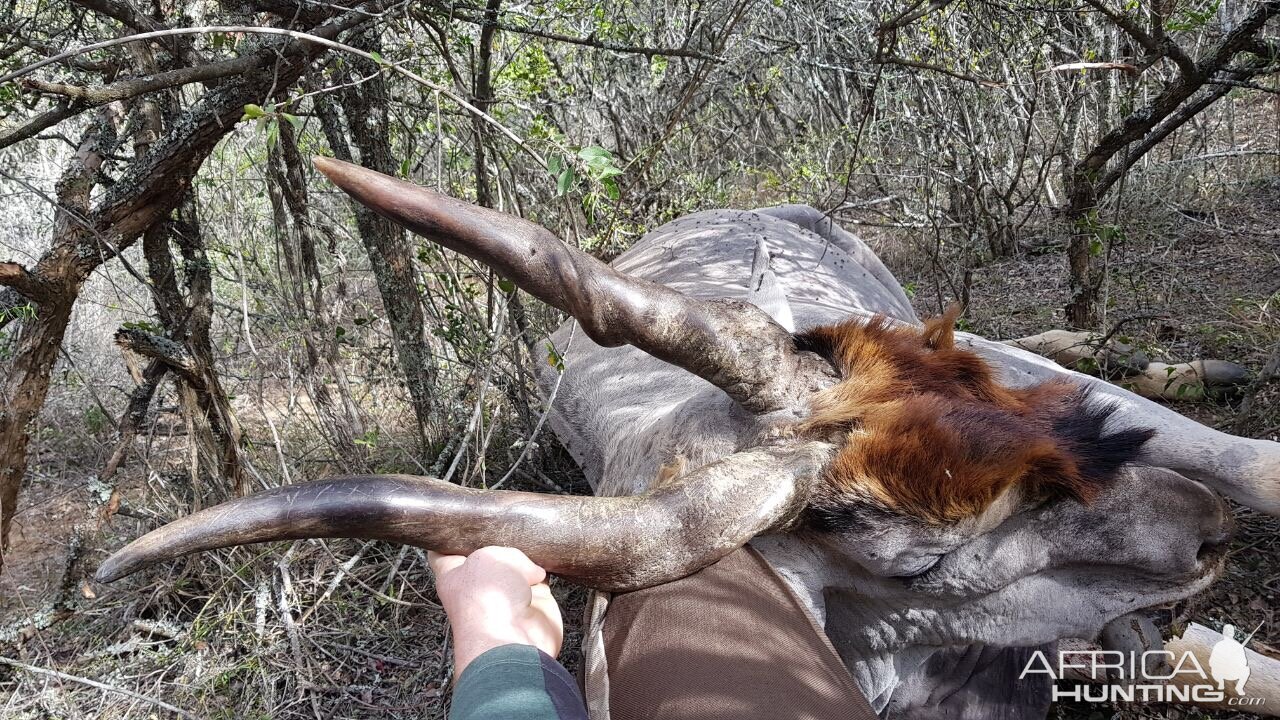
[450,644,586,720]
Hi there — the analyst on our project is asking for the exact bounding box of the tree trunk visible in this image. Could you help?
[318,32,439,451]
[0,8,376,567]
[134,201,245,499]
[0,108,118,562]
[473,0,503,209]
[0,298,74,560]
[1063,171,1100,329]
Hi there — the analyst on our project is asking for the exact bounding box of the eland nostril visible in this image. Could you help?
[1196,515,1234,562]
[1197,537,1225,561]
[1183,488,1233,564]
[1195,488,1234,550]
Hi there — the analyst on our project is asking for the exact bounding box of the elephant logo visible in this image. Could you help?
[1208,624,1251,696]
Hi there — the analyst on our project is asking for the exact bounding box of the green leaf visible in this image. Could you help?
[0,302,35,321]
[370,51,386,66]
[241,103,266,121]
[281,112,303,130]
[121,320,163,334]
[1088,237,1103,256]
[399,157,411,177]
[265,119,279,150]
[577,145,611,161]
[547,155,562,176]
[83,405,107,435]
[649,55,669,83]
[602,177,620,201]
[497,278,516,294]
[556,165,576,196]
[546,342,565,372]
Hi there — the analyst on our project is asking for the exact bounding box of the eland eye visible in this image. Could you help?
[894,555,943,579]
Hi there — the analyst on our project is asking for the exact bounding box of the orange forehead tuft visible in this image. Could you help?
[796,309,1153,525]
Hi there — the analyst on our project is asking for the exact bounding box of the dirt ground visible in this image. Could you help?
[1,182,1278,718]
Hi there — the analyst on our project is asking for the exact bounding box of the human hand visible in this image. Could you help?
[428,546,564,676]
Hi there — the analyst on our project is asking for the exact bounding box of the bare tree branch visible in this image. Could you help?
[1080,0,1198,76]
[18,52,265,105]
[0,102,82,151]
[0,20,547,167]
[1098,81,1238,195]
[70,0,202,67]
[880,0,957,32]
[1072,1,1280,193]
[0,37,122,73]
[876,55,1005,87]
[1209,77,1280,93]
[114,328,202,386]
[71,0,163,32]
[0,262,51,303]
[442,10,724,61]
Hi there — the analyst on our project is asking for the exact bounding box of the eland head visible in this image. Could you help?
[97,158,1280,717]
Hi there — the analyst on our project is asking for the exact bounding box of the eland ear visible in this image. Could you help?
[746,238,795,332]
[921,304,962,350]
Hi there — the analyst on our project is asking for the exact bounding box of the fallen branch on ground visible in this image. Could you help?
[0,655,200,718]
[1007,329,1251,401]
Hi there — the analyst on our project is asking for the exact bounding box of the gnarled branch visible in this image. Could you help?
[1080,0,1198,76]
[114,328,201,386]
[18,51,261,105]
[0,102,81,152]
[0,262,52,303]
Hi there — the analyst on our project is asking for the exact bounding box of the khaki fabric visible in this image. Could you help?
[600,546,879,720]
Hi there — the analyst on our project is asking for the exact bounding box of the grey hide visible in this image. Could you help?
[542,205,1261,718]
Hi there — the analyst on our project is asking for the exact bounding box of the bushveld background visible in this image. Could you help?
[0,0,1277,717]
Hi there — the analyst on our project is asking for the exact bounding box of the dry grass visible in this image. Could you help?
[2,429,591,719]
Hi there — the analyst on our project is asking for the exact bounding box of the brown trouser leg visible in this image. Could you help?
[601,546,879,720]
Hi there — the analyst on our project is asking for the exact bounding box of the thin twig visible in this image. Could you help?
[1096,312,1170,349]
[442,9,723,61]
[876,56,1005,87]
[490,322,576,490]
[297,542,369,626]
[0,656,200,719]
[0,25,547,166]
